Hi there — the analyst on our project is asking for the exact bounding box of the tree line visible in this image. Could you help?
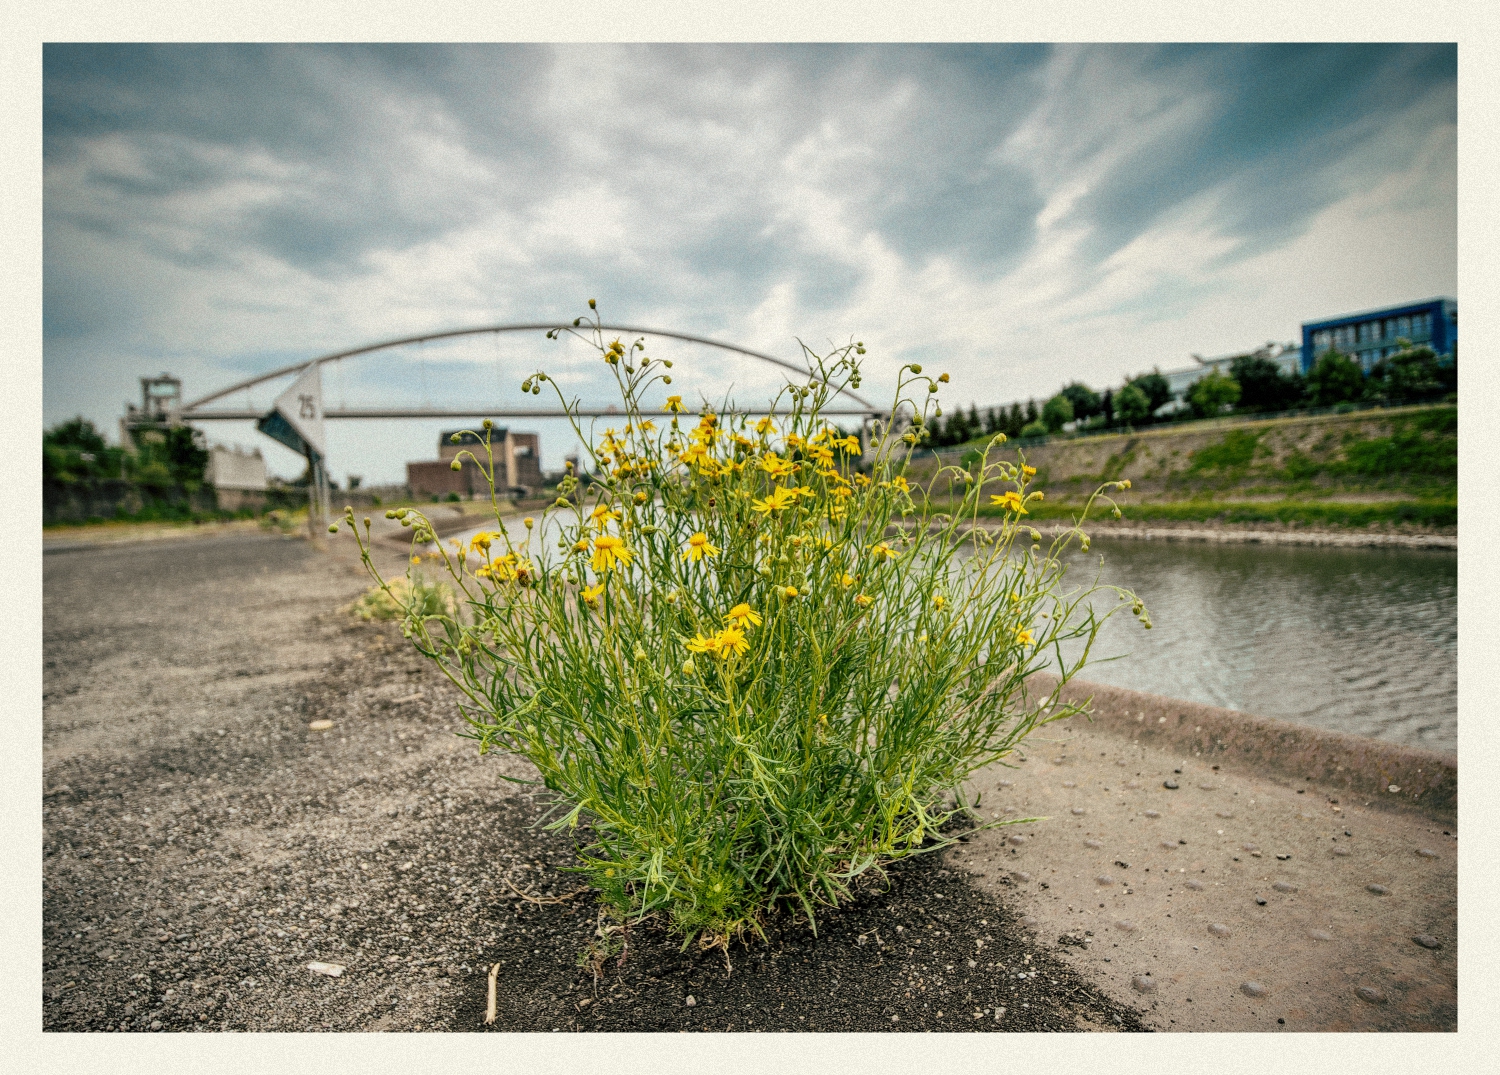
[918,342,1455,448]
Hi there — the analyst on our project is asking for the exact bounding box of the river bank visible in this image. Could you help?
[41,529,1456,1033]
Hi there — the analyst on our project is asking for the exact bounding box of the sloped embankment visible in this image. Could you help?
[911,406,1456,532]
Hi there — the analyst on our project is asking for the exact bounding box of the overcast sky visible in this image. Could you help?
[42,43,1456,483]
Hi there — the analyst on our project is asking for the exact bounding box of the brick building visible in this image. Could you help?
[407,428,543,499]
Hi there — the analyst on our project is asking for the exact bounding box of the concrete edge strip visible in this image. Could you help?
[1027,673,1456,818]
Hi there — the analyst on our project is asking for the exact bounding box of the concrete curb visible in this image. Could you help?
[1031,674,1456,818]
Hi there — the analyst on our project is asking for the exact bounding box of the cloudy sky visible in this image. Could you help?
[43,43,1457,483]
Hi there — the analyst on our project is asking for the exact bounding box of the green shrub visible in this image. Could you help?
[340,307,1144,957]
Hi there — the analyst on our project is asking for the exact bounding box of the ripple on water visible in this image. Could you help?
[1209,923,1231,937]
[1131,975,1157,994]
[1240,981,1269,998]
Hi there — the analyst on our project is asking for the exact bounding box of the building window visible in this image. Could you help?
[1397,315,1411,338]
[1314,330,1331,353]
[1414,312,1431,338]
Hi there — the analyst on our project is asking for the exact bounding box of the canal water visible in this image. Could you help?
[1056,538,1457,755]
[438,516,1458,755]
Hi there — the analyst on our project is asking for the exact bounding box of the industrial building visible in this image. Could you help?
[1301,298,1456,373]
[407,428,543,499]
[204,444,269,511]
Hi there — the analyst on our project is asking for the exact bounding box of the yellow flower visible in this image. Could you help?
[755,416,776,435]
[932,595,946,610]
[1015,627,1034,646]
[1022,464,1036,477]
[781,585,799,601]
[838,434,862,453]
[468,531,498,554]
[724,603,762,628]
[682,531,721,563]
[758,453,796,480]
[637,419,657,432]
[581,582,605,606]
[714,625,749,658]
[410,556,421,564]
[751,486,798,514]
[573,539,590,553]
[890,475,910,494]
[685,634,715,655]
[855,593,874,607]
[991,490,1027,515]
[664,395,686,413]
[679,441,712,469]
[869,541,897,560]
[590,504,621,531]
[591,534,632,573]
[785,433,804,450]
[839,573,855,588]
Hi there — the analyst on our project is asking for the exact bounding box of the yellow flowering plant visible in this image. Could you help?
[336,303,1146,959]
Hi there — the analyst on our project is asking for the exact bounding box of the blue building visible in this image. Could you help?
[1301,298,1456,374]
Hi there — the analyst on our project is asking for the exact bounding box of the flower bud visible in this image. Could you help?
[663,375,672,384]
[451,460,462,471]
[681,659,696,676]
[633,645,648,661]
[588,299,596,309]
[483,418,493,429]
[663,360,673,368]
[555,497,569,507]
[909,363,923,374]
[524,517,534,529]
[451,433,462,443]
[328,524,339,533]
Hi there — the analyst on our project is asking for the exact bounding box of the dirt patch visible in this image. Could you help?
[42,531,1143,1033]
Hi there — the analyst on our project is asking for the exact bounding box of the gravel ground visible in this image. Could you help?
[42,531,1146,1033]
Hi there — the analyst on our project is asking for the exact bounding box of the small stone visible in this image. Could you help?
[307,962,345,977]
[1272,881,1298,893]
[1019,916,1039,929]
[1008,835,1027,847]
[1416,848,1438,859]
[1159,840,1176,850]
[1242,842,1259,852]
[685,995,696,1007]
[1366,884,1389,896]
[1071,808,1086,816]
[1185,880,1205,891]
[1240,981,1268,998]
[1199,783,1215,790]
[1011,871,1032,883]
[1215,811,1235,819]
[1208,923,1231,938]
[1095,874,1115,886]
[1125,781,1141,790]
[998,780,1013,788]
[1276,854,1291,861]
[1355,986,1386,1004]
[1144,810,1161,819]
[1083,839,1103,849]
[1131,975,1157,994]
[1256,897,1268,906]
[1114,919,1137,933]
[1412,935,1442,950]
[1308,929,1334,942]
[1062,781,1077,788]
[150,1020,163,1031]
[308,719,335,731]
[1332,847,1352,857]
[1163,780,1179,790]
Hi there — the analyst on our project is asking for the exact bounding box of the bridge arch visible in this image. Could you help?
[182,322,880,416]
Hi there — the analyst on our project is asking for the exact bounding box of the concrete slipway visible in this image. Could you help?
[955,678,1457,1031]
